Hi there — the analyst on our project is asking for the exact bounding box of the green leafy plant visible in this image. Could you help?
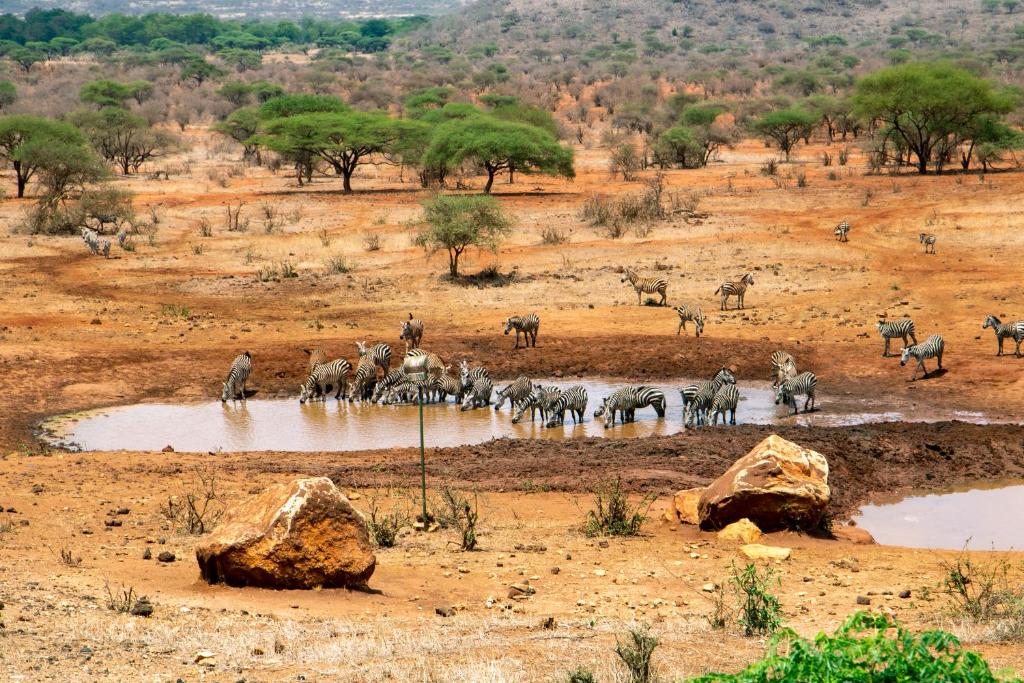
[615,624,658,683]
[583,477,655,537]
[731,562,783,636]
[436,486,480,550]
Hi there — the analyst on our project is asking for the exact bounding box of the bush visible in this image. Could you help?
[615,625,658,683]
[583,477,655,537]
[760,158,780,176]
[436,486,480,551]
[365,495,410,548]
[567,669,597,683]
[731,562,783,636]
[363,233,382,251]
[540,225,569,244]
[942,552,1024,638]
[327,255,352,274]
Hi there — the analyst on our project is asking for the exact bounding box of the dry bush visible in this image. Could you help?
[162,466,226,535]
[225,203,248,232]
[363,233,383,251]
[435,486,480,551]
[540,225,569,244]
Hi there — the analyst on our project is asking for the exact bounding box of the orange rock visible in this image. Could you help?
[834,525,876,545]
[717,518,763,544]
[673,487,704,525]
[195,477,375,589]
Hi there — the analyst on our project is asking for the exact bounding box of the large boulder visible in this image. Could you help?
[698,435,830,532]
[717,518,763,544]
[195,477,375,589]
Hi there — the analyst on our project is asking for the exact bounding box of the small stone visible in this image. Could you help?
[457,566,469,574]
[702,583,718,592]
[597,540,609,549]
[593,569,607,577]
[717,518,763,544]
[117,508,130,515]
[30,484,43,494]
[194,651,215,663]
[899,590,911,599]
[509,583,536,595]
[550,567,560,575]
[105,519,122,527]
[157,551,176,563]
[856,596,871,605]
[80,646,92,654]
[130,598,153,617]
[435,606,454,617]
[142,548,152,560]
[689,552,700,559]
[740,544,792,561]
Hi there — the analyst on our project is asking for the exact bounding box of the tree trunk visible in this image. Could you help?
[917,156,928,174]
[449,248,461,278]
[484,169,495,194]
[342,169,353,193]
[14,161,26,198]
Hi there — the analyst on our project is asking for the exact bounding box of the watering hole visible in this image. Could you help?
[43,378,991,454]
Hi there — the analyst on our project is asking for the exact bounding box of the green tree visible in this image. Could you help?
[258,94,348,119]
[17,138,106,210]
[0,80,15,111]
[213,106,262,162]
[180,57,224,86]
[72,108,176,175]
[8,46,43,72]
[251,81,285,103]
[752,107,819,160]
[415,194,513,277]
[217,81,254,107]
[423,115,574,193]
[80,79,134,108]
[852,62,1015,173]
[0,115,87,197]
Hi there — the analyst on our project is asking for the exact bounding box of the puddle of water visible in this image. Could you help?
[854,483,1024,550]
[42,378,990,454]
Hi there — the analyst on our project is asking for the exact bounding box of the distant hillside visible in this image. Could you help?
[2,0,467,19]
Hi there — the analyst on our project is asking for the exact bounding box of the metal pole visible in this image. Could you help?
[419,384,427,527]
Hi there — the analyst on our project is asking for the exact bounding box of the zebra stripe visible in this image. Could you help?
[769,350,797,387]
[546,386,588,427]
[622,267,668,306]
[350,355,377,402]
[495,376,534,411]
[303,347,327,374]
[681,367,735,426]
[900,335,944,381]
[633,386,666,418]
[504,313,540,349]
[674,305,706,337]
[983,315,1024,357]
[458,359,489,389]
[876,319,918,357]
[511,388,547,424]
[834,221,850,242]
[371,367,407,403]
[714,273,754,311]
[775,371,817,415]
[919,233,936,254]
[595,387,637,428]
[299,358,352,403]
[460,376,493,411]
[710,384,740,426]
[400,313,424,351]
[356,341,393,374]
[433,371,464,403]
[221,351,252,402]
[100,239,111,258]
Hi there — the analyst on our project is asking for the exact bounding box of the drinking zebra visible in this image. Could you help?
[371,367,407,403]
[900,335,944,381]
[982,316,1024,357]
[494,376,534,411]
[681,367,735,427]
[594,388,637,428]
[634,386,666,418]
[511,387,550,424]
[356,341,392,374]
[775,371,817,415]
[834,221,850,242]
[769,350,797,388]
[545,386,588,427]
[400,313,424,352]
[382,380,419,405]
[460,376,493,411]
[434,368,465,403]
[621,267,668,306]
[303,347,327,373]
[876,318,918,358]
[298,358,352,403]
[674,305,706,337]
[458,359,489,391]
[349,355,377,402]
[714,273,754,311]
[919,233,937,254]
[709,384,740,426]
[220,351,252,402]
[503,314,540,349]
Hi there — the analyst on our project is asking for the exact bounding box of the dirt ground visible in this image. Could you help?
[2,136,1024,681]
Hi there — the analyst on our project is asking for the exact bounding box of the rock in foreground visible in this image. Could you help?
[698,434,830,532]
[195,477,375,589]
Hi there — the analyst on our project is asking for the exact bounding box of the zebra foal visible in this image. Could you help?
[622,267,668,306]
[674,305,706,337]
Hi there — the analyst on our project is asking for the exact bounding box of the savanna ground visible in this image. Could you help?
[2,134,1024,681]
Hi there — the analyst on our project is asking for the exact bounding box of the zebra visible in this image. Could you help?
[511,388,549,424]
[299,358,352,403]
[117,229,129,249]
[876,318,918,358]
[460,376,493,411]
[349,355,377,402]
[382,380,419,405]
[674,305,706,337]
[681,367,736,427]
[594,388,637,428]
[406,349,445,387]
[621,267,668,306]
[494,376,533,411]
[709,384,740,426]
[220,351,252,402]
[100,240,111,258]
[458,359,489,390]
[769,350,797,388]
[900,335,944,380]
[775,371,817,415]
[715,272,754,311]
[919,233,937,254]
[400,313,423,352]
[371,367,407,403]
[433,368,464,403]
[546,386,588,427]
[303,347,327,374]
[982,316,1024,357]
[633,386,666,418]
[834,221,850,242]
[81,227,100,255]
[356,341,392,374]
[504,314,540,349]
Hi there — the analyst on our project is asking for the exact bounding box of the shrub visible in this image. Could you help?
[540,225,569,244]
[941,552,1024,638]
[732,561,783,636]
[327,255,351,274]
[365,495,410,548]
[567,669,597,683]
[104,580,140,613]
[436,486,480,551]
[363,233,382,251]
[162,466,225,535]
[760,158,780,176]
[838,147,849,165]
[615,625,658,683]
[280,261,298,278]
[795,170,808,187]
[583,477,655,537]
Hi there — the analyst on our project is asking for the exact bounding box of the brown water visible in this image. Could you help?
[854,482,1024,550]
[42,378,991,454]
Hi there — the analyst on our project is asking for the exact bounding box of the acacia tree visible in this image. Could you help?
[415,194,513,278]
[655,103,735,168]
[423,115,574,193]
[72,108,176,175]
[0,115,88,197]
[214,106,262,162]
[752,108,819,160]
[852,62,1015,174]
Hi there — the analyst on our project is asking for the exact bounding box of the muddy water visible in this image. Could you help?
[854,483,1024,551]
[44,378,990,454]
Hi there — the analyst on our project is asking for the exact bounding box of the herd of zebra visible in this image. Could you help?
[833,220,938,254]
[80,226,133,258]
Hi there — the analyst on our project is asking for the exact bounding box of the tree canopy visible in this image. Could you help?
[415,194,514,277]
[0,114,88,197]
[751,107,819,160]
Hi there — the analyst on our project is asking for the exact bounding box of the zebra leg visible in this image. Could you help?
[883,338,889,357]
[937,350,943,370]
[1015,337,1023,358]
[659,291,666,306]
[730,407,736,426]
[998,337,1004,356]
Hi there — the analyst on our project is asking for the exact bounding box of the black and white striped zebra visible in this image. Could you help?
[299,358,352,403]
[81,227,100,255]
[715,272,754,311]
[982,315,1024,357]
[303,347,327,374]
[460,376,493,411]
[433,367,465,403]
[100,239,111,258]
[504,313,540,349]
[621,267,668,306]
[919,233,936,254]
[674,305,706,337]
[511,387,550,424]
[400,313,423,352]
[371,367,407,403]
[220,351,252,402]
[681,367,735,427]
[545,386,588,427]
[834,221,850,242]
[775,371,817,415]
[633,386,666,418]
[876,318,918,358]
[769,350,797,388]
[900,335,944,380]
[458,359,489,389]
[381,380,418,405]
[349,355,377,402]
[709,384,740,426]
[356,341,392,374]
[594,388,637,428]
[494,376,534,411]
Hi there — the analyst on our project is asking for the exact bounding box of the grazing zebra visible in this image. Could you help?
[709,384,740,426]
[775,371,817,415]
[594,388,637,428]
[681,367,736,427]
[919,233,937,254]
[356,341,392,374]
[400,313,424,352]
[349,355,377,402]
[299,358,352,403]
[674,305,706,337]
[371,367,406,403]
[546,386,588,427]
[834,221,850,242]
[303,347,327,374]
[621,267,668,306]
[220,351,252,402]
[494,376,534,411]
[982,315,1024,357]
[460,376,493,411]
[900,335,944,381]
[769,350,797,388]
[715,273,754,311]
[504,314,540,349]
[876,318,918,358]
